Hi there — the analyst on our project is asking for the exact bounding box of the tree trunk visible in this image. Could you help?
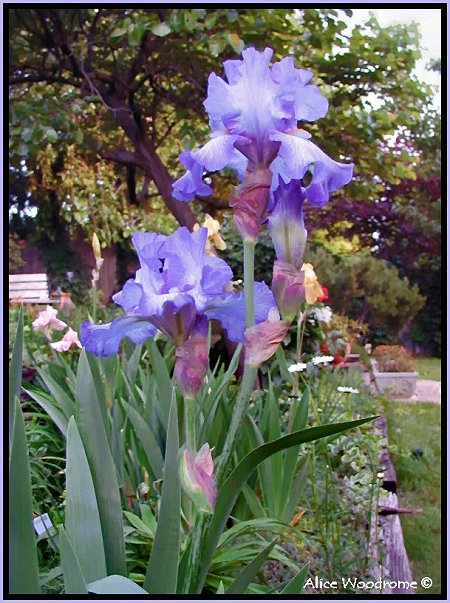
[97,84,198,230]
[136,137,197,230]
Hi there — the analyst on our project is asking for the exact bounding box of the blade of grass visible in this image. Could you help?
[280,562,309,593]
[58,525,88,594]
[87,575,148,594]
[144,389,180,594]
[225,539,278,594]
[65,417,107,583]
[280,389,309,516]
[9,304,23,446]
[75,350,126,576]
[282,455,310,523]
[218,518,286,549]
[23,386,69,436]
[122,400,164,479]
[9,397,41,594]
[241,483,266,519]
[267,380,283,515]
[147,338,172,429]
[275,345,294,385]
[36,368,75,421]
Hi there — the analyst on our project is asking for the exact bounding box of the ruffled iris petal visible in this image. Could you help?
[80,317,157,357]
[161,227,232,311]
[112,279,144,313]
[173,151,213,201]
[271,56,329,122]
[192,134,251,172]
[270,131,354,207]
[227,149,248,180]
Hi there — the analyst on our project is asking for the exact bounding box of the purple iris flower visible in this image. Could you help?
[79,227,275,356]
[173,47,353,208]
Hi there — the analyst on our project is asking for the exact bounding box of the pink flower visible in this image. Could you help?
[50,327,82,352]
[179,443,218,513]
[244,308,290,367]
[32,305,67,338]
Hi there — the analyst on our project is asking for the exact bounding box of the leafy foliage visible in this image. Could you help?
[307,247,425,341]
[9,232,25,272]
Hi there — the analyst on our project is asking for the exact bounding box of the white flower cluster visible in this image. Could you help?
[310,305,333,324]
[337,386,360,394]
[288,362,308,373]
[312,355,334,366]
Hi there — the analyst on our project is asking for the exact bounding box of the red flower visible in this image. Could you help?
[320,342,330,354]
[317,285,328,303]
[332,353,345,365]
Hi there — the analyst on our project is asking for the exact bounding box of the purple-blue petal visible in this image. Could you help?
[80,317,157,357]
[268,181,307,267]
[192,134,251,172]
[227,149,248,180]
[205,281,276,342]
[161,227,232,309]
[150,298,198,343]
[269,131,354,206]
[204,48,282,159]
[131,232,166,266]
[112,279,144,313]
[172,151,212,201]
[271,56,329,122]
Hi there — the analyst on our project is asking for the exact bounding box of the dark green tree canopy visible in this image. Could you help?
[10,8,436,238]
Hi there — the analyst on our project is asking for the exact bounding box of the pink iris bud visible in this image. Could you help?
[230,168,272,242]
[174,317,208,397]
[179,443,218,514]
[272,260,305,322]
[244,308,290,367]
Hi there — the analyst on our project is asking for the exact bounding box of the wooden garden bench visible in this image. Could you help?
[9,273,60,305]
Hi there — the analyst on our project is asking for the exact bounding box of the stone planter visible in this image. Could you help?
[371,360,418,399]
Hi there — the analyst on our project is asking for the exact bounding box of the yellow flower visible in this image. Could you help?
[193,214,226,255]
[301,263,324,304]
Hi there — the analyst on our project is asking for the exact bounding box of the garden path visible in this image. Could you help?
[369,379,441,403]
[392,379,441,404]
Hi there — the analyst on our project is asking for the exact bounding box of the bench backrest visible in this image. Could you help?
[9,273,56,304]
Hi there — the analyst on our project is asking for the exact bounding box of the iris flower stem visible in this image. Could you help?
[215,363,257,485]
[215,237,256,483]
[92,283,97,324]
[243,239,256,328]
[186,237,257,594]
[184,395,196,450]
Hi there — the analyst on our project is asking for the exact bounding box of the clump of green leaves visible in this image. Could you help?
[9,232,25,272]
[307,247,425,340]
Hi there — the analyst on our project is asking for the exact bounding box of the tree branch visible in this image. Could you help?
[102,149,147,170]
